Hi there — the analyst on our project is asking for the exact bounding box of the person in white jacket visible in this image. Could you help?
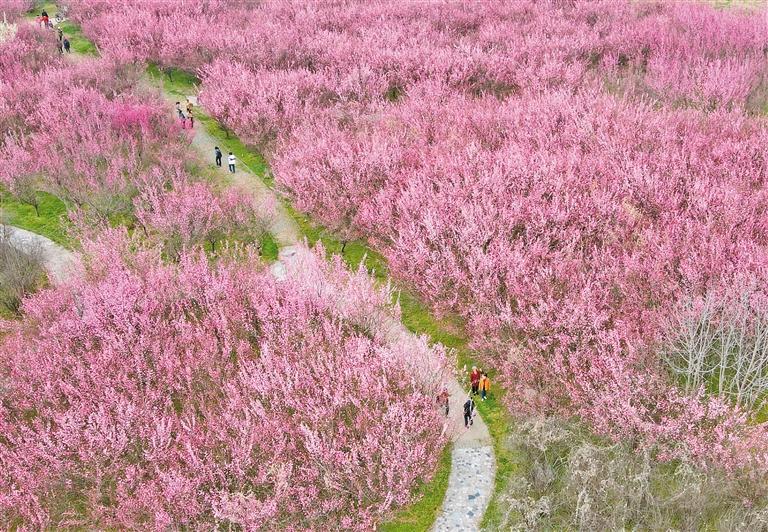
[228,152,236,173]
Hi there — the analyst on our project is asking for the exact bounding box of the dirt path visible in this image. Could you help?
[156,84,497,531]
[154,92,301,247]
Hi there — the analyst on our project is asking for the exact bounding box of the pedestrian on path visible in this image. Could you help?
[463,395,475,428]
[437,388,449,417]
[480,372,490,401]
[175,101,186,128]
[228,152,236,173]
[470,366,481,395]
[214,146,222,167]
[62,38,71,53]
[186,101,194,128]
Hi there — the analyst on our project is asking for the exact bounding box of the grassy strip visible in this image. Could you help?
[0,188,69,247]
[380,446,452,532]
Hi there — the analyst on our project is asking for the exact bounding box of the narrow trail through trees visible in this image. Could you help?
[155,89,496,530]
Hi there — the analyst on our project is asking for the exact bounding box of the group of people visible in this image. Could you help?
[36,10,70,53]
[175,101,195,129]
[174,100,239,174]
[464,367,490,428]
[214,146,237,173]
[437,366,492,429]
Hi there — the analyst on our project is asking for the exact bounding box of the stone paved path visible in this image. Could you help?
[1,225,73,284]
[432,377,495,531]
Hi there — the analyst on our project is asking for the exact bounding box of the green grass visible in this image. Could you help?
[57,19,98,55]
[146,64,200,95]
[380,446,452,532]
[259,231,279,262]
[0,188,69,247]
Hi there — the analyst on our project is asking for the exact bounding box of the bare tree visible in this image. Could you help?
[0,225,46,315]
[664,292,768,413]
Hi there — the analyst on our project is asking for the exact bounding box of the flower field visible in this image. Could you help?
[0,8,449,529]
[3,0,768,528]
[68,0,768,468]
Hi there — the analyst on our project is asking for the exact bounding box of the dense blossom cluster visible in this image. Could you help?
[0,0,33,21]
[0,12,451,528]
[0,231,448,528]
[66,0,768,470]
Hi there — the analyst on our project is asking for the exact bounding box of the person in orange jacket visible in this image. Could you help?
[479,372,490,401]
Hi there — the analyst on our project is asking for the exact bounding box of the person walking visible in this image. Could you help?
[228,152,236,173]
[470,366,481,395]
[186,101,194,128]
[480,372,490,401]
[463,395,475,428]
[437,388,449,417]
[175,102,185,128]
[214,146,222,167]
[62,37,71,53]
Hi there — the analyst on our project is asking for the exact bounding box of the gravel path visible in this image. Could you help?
[154,93,301,247]
[1,225,74,284]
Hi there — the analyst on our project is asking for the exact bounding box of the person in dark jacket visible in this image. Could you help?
[463,395,475,428]
[214,146,222,167]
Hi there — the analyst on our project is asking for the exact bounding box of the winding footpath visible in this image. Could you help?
[17,13,497,526]
[161,92,496,530]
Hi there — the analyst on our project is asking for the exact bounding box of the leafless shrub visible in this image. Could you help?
[664,292,768,412]
[491,417,768,531]
[0,225,47,315]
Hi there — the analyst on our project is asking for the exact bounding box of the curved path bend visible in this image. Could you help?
[1,225,74,284]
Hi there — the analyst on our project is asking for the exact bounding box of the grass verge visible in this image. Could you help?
[380,446,452,532]
[0,188,69,247]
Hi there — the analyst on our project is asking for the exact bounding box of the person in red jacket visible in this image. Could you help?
[470,366,481,395]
